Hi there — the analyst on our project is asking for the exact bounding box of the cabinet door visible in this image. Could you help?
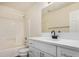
[57,47,79,57]
[29,47,40,57]
[29,40,56,56]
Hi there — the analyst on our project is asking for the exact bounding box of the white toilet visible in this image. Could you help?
[17,48,29,57]
[16,37,29,57]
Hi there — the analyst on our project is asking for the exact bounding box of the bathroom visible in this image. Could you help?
[0,1,79,57]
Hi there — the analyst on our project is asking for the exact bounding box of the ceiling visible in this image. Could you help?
[0,2,75,13]
[0,2,35,12]
[43,2,75,14]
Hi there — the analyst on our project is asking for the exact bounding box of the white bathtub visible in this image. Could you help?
[0,47,21,57]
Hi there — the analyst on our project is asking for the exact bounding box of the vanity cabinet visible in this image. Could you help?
[29,39,79,57]
[57,47,79,57]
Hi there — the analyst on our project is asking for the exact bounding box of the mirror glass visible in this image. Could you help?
[42,2,79,32]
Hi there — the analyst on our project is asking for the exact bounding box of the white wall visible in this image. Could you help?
[25,3,46,37]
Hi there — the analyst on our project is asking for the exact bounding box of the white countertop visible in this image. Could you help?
[29,37,79,51]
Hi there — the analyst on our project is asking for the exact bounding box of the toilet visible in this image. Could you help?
[16,37,29,57]
[17,48,29,57]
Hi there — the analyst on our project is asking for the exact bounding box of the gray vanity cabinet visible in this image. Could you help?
[29,39,79,57]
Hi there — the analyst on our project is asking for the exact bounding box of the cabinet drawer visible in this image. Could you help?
[43,53,54,57]
[29,40,56,56]
[57,47,79,57]
[40,51,54,57]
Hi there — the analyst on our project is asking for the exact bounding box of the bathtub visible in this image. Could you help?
[0,47,21,57]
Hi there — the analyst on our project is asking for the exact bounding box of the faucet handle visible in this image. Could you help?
[51,30,55,34]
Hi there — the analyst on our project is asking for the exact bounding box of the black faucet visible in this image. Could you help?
[51,30,58,39]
